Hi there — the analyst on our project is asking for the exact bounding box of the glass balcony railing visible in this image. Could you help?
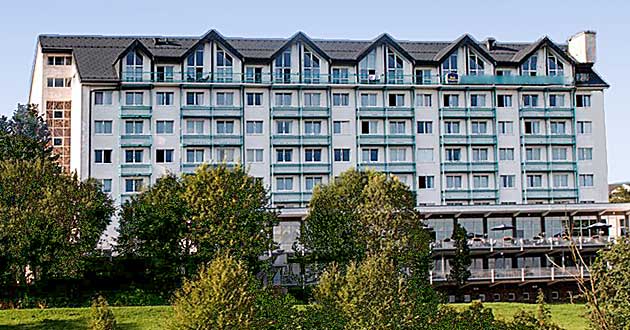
[430,266,589,284]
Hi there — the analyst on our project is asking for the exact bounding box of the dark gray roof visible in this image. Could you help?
[38,32,602,85]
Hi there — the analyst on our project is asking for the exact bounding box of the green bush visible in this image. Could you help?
[89,295,116,330]
[169,254,256,330]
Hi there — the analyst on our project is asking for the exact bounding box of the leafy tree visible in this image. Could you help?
[0,159,113,287]
[0,104,55,161]
[89,295,117,330]
[169,254,257,330]
[182,164,278,272]
[510,290,563,330]
[588,237,630,329]
[116,174,190,288]
[609,186,630,203]
[313,254,418,330]
[448,223,471,286]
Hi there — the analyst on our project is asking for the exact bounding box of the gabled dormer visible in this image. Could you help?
[271,32,330,83]
[434,34,495,79]
[514,37,574,78]
[182,29,243,82]
[357,33,414,84]
[117,40,152,82]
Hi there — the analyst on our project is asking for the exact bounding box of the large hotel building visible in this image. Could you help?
[28,30,629,301]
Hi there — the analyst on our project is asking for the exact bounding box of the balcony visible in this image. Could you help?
[301,107,330,118]
[181,162,238,174]
[182,135,212,146]
[272,163,302,174]
[358,163,387,172]
[430,266,588,284]
[441,135,496,145]
[213,135,242,146]
[119,134,152,147]
[385,162,415,173]
[458,75,571,86]
[443,189,498,200]
[271,107,300,118]
[431,236,612,254]
[520,107,574,118]
[522,135,575,145]
[387,135,414,145]
[272,192,305,204]
[271,135,301,145]
[522,161,576,172]
[212,106,242,117]
[384,107,414,117]
[181,106,212,117]
[525,188,578,199]
[358,134,386,145]
[119,163,152,176]
[442,162,497,172]
[358,107,386,117]
[301,135,331,145]
[302,163,331,174]
[440,107,495,118]
[120,106,152,118]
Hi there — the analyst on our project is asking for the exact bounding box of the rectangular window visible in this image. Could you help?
[125,92,143,105]
[523,94,539,107]
[443,94,459,107]
[497,95,512,107]
[275,93,292,106]
[304,93,321,106]
[579,174,594,187]
[388,94,405,107]
[501,175,515,188]
[276,149,293,162]
[47,77,71,88]
[216,92,234,106]
[124,149,144,163]
[472,148,488,161]
[156,120,174,134]
[125,179,143,193]
[216,120,235,134]
[553,174,569,188]
[185,120,204,134]
[276,120,292,134]
[549,94,565,107]
[305,177,323,191]
[389,121,406,134]
[156,149,174,163]
[445,148,461,162]
[418,176,434,189]
[246,92,263,106]
[446,175,462,189]
[100,179,112,193]
[473,175,489,188]
[389,148,407,162]
[186,92,204,106]
[124,120,144,135]
[245,67,263,83]
[361,148,379,162]
[94,120,112,134]
[471,121,488,134]
[156,65,174,82]
[417,148,433,162]
[334,148,350,162]
[331,68,350,84]
[156,92,174,106]
[94,91,113,105]
[246,149,264,163]
[577,121,593,134]
[524,121,541,135]
[304,148,322,162]
[47,55,72,66]
[216,148,236,162]
[304,121,322,135]
[527,175,543,188]
[499,121,513,135]
[444,121,460,134]
[186,149,204,163]
[333,121,348,135]
[552,147,568,161]
[415,94,432,107]
[417,121,433,134]
[360,93,377,107]
[470,94,486,107]
[415,69,432,84]
[576,94,592,108]
[578,147,593,161]
[246,121,263,134]
[361,120,378,134]
[550,121,566,134]
[94,150,112,164]
[499,148,514,161]
[526,147,542,161]
[276,177,294,191]
[333,93,350,106]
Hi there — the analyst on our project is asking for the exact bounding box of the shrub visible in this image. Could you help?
[169,254,256,330]
[89,295,116,330]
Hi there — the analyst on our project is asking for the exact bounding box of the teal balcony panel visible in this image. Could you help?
[212,107,242,117]
[443,190,470,200]
[358,107,386,117]
[459,75,570,86]
[440,108,467,118]
[441,135,469,144]
[522,162,576,172]
[358,163,387,172]
[119,163,152,177]
[271,107,301,117]
[272,192,304,203]
[301,107,330,117]
[272,164,302,174]
[469,135,497,145]
[470,189,498,200]
[467,108,496,118]
[302,163,331,174]
[520,108,574,118]
[120,106,152,118]
[386,162,416,173]
[301,135,331,145]
[385,107,414,117]
[182,135,212,146]
[213,135,242,146]
[271,135,301,145]
[442,162,470,172]
[120,135,152,147]
[181,106,212,117]
[358,135,386,145]
[387,135,414,145]
[522,135,575,145]
[525,188,578,199]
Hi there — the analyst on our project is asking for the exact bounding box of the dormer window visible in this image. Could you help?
[386,48,404,84]
[186,47,205,81]
[547,54,564,77]
[359,49,377,83]
[274,50,292,83]
[124,51,143,82]
[468,53,485,76]
[442,53,458,75]
[521,55,537,76]
[303,50,320,83]
[216,49,233,82]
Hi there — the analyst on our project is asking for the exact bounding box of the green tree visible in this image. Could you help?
[609,186,630,203]
[0,159,113,287]
[116,174,190,288]
[588,237,630,329]
[510,290,563,330]
[0,104,55,161]
[169,254,257,330]
[182,164,277,272]
[89,295,117,330]
[448,223,471,286]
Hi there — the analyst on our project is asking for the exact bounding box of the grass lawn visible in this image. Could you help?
[453,302,589,330]
[0,303,588,329]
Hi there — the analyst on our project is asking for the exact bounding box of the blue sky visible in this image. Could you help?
[1,0,629,182]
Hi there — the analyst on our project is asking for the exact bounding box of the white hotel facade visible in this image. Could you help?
[28,29,630,300]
